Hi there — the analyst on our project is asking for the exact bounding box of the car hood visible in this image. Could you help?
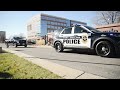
[94,32,120,37]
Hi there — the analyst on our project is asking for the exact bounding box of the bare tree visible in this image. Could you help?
[9,33,25,39]
[18,33,25,38]
[93,11,120,25]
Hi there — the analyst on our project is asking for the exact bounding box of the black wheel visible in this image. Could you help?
[95,41,114,57]
[15,44,17,47]
[24,44,27,47]
[55,42,63,52]
[6,43,9,48]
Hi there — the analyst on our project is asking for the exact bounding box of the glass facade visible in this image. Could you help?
[41,20,47,36]
[66,20,71,27]
[27,13,87,40]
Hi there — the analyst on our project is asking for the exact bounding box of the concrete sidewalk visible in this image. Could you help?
[30,45,52,48]
[3,48,107,79]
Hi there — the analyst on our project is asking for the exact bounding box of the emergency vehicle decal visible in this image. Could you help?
[59,33,91,48]
[82,35,88,42]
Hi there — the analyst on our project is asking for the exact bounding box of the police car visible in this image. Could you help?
[52,24,120,57]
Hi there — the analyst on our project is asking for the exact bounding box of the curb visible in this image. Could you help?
[29,45,52,48]
[3,48,107,79]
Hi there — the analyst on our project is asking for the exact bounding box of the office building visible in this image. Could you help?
[27,13,87,41]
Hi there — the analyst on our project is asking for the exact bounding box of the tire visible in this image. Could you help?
[95,41,114,57]
[55,42,63,52]
[24,44,27,47]
[6,43,9,48]
[15,44,18,47]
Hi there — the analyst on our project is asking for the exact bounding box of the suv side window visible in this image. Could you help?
[61,28,72,34]
[74,26,88,33]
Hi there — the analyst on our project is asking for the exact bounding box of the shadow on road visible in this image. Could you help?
[63,49,96,55]
[15,46,36,48]
[15,50,24,51]
[62,49,120,59]
[26,56,120,67]
[0,72,13,79]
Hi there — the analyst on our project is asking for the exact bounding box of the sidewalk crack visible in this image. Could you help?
[75,72,85,79]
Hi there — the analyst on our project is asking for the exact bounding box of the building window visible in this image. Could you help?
[52,18,55,21]
[56,18,59,22]
[50,25,53,29]
[60,19,63,22]
[55,26,57,29]
[47,17,50,20]
[63,23,65,26]
[63,19,65,22]
[47,25,50,28]
[48,30,53,33]
[53,22,55,25]
[58,23,60,25]
[49,17,53,21]
[60,27,62,29]
[54,22,57,25]
[42,16,47,20]
[55,18,58,21]
[61,23,64,26]
[51,22,54,25]
[47,21,50,24]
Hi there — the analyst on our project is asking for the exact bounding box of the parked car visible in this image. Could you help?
[52,24,120,57]
[27,39,36,45]
[5,37,27,48]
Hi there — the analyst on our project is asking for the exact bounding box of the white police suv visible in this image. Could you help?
[52,24,120,57]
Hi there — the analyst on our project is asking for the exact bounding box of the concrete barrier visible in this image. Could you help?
[0,47,2,53]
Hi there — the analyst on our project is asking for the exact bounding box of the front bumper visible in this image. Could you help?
[17,43,26,46]
[115,41,120,56]
[118,41,120,50]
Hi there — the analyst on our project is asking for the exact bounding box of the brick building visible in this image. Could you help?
[95,23,120,32]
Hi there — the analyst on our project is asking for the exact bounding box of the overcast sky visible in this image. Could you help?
[0,11,97,38]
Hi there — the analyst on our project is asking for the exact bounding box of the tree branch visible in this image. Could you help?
[101,12,110,24]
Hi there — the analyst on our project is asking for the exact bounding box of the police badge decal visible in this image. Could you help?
[82,35,88,43]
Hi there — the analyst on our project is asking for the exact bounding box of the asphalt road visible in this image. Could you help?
[1,43,120,79]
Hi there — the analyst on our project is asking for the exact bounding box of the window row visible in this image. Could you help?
[41,15,66,23]
[47,30,54,33]
[47,25,64,29]
[47,21,66,26]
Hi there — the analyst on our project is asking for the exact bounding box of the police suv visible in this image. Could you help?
[52,24,120,57]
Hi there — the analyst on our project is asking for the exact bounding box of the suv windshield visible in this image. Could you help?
[13,37,24,40]
[84,26,102,33]
[53,29,63,36]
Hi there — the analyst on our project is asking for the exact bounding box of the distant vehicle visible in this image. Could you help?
[27,39,36,45]
[52,24,120,57]
[5,37,27,48]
